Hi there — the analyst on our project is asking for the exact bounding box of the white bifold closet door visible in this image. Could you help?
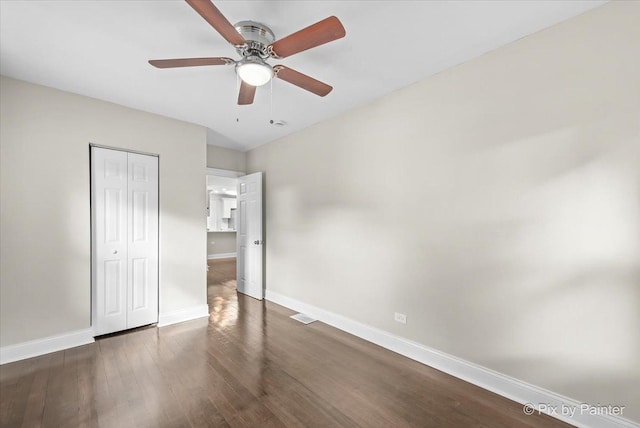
[91,147,159,336]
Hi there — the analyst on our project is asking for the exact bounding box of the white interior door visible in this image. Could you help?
[237,172,263,300]
[126,153,159,329]
[92,148,128,335]
[92,147,159,335]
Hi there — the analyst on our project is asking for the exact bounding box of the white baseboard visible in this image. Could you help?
[265,290,638,428]
[0,304,211,364]
[207,252,236,260]
[0,328,95,365]
[157,304,209,327]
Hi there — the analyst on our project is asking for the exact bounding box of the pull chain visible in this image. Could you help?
[269,77,274,124]
[235,73,240,123]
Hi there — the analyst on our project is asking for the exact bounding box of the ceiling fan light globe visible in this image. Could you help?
[237,62,273,86]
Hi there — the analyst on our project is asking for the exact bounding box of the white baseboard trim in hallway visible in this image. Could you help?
[207,253,237,260]
[157,304,209,327]
[265,290,638,428]
[0,328,95,365]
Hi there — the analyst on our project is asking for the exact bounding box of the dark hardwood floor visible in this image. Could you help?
[0,258,571,427]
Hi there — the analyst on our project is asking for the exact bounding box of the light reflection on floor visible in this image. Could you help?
[207,259,239,330]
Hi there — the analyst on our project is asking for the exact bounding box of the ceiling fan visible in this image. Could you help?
[149,0,346,105]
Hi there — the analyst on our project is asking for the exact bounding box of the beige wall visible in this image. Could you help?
[207,144,246,172]
[207,232,236,256]
[247,2,640,421]
[0,76,207,347]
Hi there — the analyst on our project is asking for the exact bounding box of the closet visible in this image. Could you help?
[91,147,159,336]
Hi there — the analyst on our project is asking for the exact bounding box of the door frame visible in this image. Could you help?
[207,167,245,178]
[205,167,245,285]
[89,143,160,336]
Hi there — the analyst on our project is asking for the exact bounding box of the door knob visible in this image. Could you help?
[254,240,261,245]
[113,250,118,254]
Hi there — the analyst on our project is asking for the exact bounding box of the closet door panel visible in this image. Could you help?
[92,148,128,335]
[126,153,159,329]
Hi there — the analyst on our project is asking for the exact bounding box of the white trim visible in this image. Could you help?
[265,290,639,428]
[0,328,95,365]
[207,252,237,260]
[89,142,159,158]
[207,167,244,178]
[157,304,209,327]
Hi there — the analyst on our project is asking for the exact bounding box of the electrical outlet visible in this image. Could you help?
[394,312,407,324]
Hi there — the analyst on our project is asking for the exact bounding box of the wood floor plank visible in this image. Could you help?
[1,357,39,428]
[0,259,572,428]
[124,331,186,427]
[19,354,53,428]
[75,344,100,428]
[97,337,137,428]
[40,349,74,428]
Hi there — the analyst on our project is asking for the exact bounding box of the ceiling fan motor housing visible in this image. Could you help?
[234,21,275,59]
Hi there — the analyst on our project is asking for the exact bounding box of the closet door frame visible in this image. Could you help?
[90,143,160,336]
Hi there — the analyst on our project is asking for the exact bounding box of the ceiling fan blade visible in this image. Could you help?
[268,16,345,59]
[238,80,256,105]
[148,57,233,68]
[185,0,245,46]
[274,65,333,97]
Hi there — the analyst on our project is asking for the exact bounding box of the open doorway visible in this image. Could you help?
[207,175,238,256]
[206,168,244,312]
[206,167,264,316]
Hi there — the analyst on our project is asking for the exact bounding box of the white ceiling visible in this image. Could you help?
[0,1,605,151]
